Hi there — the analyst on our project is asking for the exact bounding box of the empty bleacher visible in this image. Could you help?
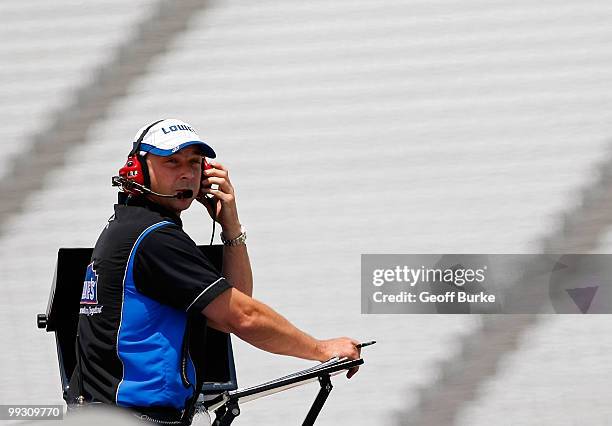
[0,0,157,178]
[1,0,612,425]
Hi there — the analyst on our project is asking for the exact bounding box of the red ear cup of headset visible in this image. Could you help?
[114,119,163,195]
[118,155,144,186]
[117,154,151,195]
[203,158,212,172]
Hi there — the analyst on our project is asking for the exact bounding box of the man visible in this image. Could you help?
[70,119,360,424]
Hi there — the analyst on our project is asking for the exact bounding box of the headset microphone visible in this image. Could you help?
[111,175,193,199]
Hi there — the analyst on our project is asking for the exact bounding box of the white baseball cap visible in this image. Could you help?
[133,118,216,158]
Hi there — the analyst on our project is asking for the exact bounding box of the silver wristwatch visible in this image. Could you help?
[220,225,247,246]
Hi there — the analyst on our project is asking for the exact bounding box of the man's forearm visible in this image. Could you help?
[232,299,325,361]
[221,224,253,296]
[203,288,359,366]
[222,243,253,296]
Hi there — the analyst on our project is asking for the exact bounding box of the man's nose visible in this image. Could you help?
[179,165,196,180]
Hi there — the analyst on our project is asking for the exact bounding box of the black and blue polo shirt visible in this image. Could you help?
[72,194,231,421]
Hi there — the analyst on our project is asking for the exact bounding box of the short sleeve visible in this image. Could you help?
[133,225,231,313]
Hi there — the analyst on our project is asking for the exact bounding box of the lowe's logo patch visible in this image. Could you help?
[81,262,99,305]
[161,124,195,134]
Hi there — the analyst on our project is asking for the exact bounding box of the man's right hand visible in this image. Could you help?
[316,337,362,378]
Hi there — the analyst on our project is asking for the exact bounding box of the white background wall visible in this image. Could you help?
[1,1,612,424]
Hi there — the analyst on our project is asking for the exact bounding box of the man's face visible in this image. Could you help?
[145,146,203,215]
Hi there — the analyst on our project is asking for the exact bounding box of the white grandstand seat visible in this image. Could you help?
[0,0,156,178]
[1,0,612,425]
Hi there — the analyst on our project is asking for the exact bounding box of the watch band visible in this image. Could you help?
[220,225,247,246]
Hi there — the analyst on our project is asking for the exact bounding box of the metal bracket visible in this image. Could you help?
[212,400,240,426]
[302,374,333,426]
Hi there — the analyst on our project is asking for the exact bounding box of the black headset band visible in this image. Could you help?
[129,119,165,156]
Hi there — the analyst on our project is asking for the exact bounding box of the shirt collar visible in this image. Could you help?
[117,192,183,227]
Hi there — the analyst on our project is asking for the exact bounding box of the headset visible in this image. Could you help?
[112,119,199,199]
[112,119,218,243]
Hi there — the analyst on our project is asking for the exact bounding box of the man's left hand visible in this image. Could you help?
[196,162,241,236]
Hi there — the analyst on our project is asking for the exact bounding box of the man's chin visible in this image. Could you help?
[148,194,194,215]
[176,197,195,211]
[173,197,195,211]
